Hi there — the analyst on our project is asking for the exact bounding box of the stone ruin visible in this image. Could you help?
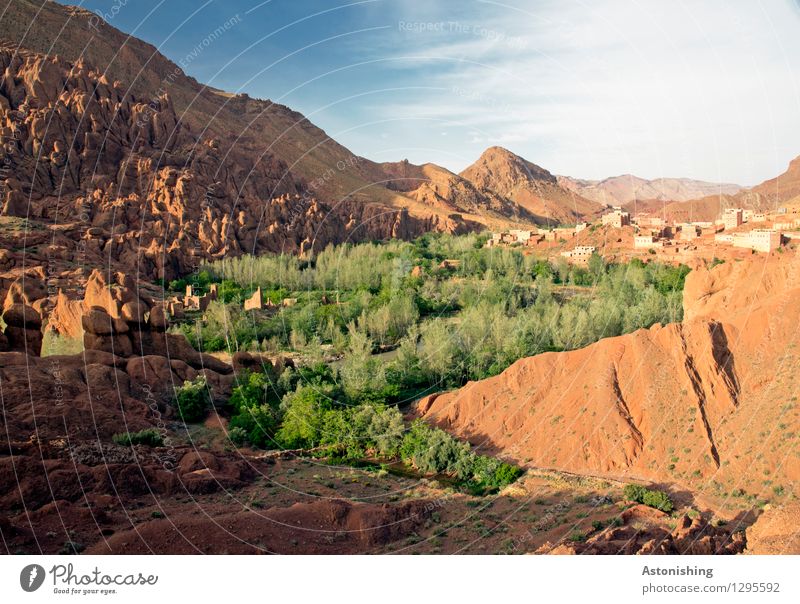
[243,287,263,311]
[181,282,218,312]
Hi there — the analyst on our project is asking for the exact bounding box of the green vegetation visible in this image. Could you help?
[226,367,521,491]
[162,233,693,494]
[623,483,674,513]
[175,376,211,423]
[112,428,164,447]
[228,370,284,447]
[175,234,688,392]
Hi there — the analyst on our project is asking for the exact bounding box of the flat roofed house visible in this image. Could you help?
[601,209,631,228]
[743,229,781,253]
[722,208,743,230]
[509,229,534,243]
[679,225,700,241]
[634,235,657,248]
[560,245,596,265]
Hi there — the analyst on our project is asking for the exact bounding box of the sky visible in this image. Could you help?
[76,0,800,185]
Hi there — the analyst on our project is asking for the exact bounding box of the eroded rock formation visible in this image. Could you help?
[414,253,800,494]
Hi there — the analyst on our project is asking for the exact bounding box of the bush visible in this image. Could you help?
[229,403,279,448]
[228,426,248,446]
[112,428,164,447]
[642,489,674,513]
[175,376,211,423]
[492,462,524,487]
[399,420,522,488]
[623,483,648,503]
[227,371,282,447]
[230,370,277,411]
[276,384,336,449]
[623,483,673,513]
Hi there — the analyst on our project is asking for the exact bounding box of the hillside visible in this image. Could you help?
[459,146,604,224]
[378,159,539,224]
[414,253,800,502]
[0,1,481,287]
[745,154,800,207]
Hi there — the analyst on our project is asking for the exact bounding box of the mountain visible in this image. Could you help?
[558,174,743,206]
[414,253,800,499]
[632,154,800,222]
[0,1,479,285]
[377,159,539,224]
[742,154,800,208]
[459,147,605,224]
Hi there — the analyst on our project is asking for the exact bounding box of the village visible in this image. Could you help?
[486,204,800,266]
[159,203,800,318]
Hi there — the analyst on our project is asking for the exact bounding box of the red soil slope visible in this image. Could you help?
[415,253,800,498]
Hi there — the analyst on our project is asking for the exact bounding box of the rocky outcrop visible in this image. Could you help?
[42,269,231,373]
[1,280,44,354]
[540,505,746,555]
[231,351,293,376]
[0,41,478,288]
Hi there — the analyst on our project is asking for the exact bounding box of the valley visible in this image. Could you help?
[1,0,799,558]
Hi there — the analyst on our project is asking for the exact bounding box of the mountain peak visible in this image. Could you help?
[459,148,603,223]
[462,146,556,186]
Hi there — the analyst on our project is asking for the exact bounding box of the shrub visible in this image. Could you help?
[623,483,673,512]
[623,483,647,503]
[112,428,164,447]
[229,404,279,448]
[276,384,336,449]
[175,376,210,423]
[230,370,277,411]
[399,420,522,488]
[642,490,674,512]
[492,462,524,487]
[228,426,248,446]
[228,371,282,448]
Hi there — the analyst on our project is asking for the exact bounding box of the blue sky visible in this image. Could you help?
[76,0,800,185]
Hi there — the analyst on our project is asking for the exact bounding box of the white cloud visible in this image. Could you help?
[345,0,800,184]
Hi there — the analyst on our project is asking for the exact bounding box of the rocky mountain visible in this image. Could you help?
[459,146,605,224]
[740,154,800,208]
[558,174,743,206]
[0,1,479,290]
[378,159,539,224]
[414,253,800,501]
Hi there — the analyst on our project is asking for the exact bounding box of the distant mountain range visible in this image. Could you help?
[557,174,744,206]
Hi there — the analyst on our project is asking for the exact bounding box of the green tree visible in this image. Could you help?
[276,384,337,448]
[175,376,211,423]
